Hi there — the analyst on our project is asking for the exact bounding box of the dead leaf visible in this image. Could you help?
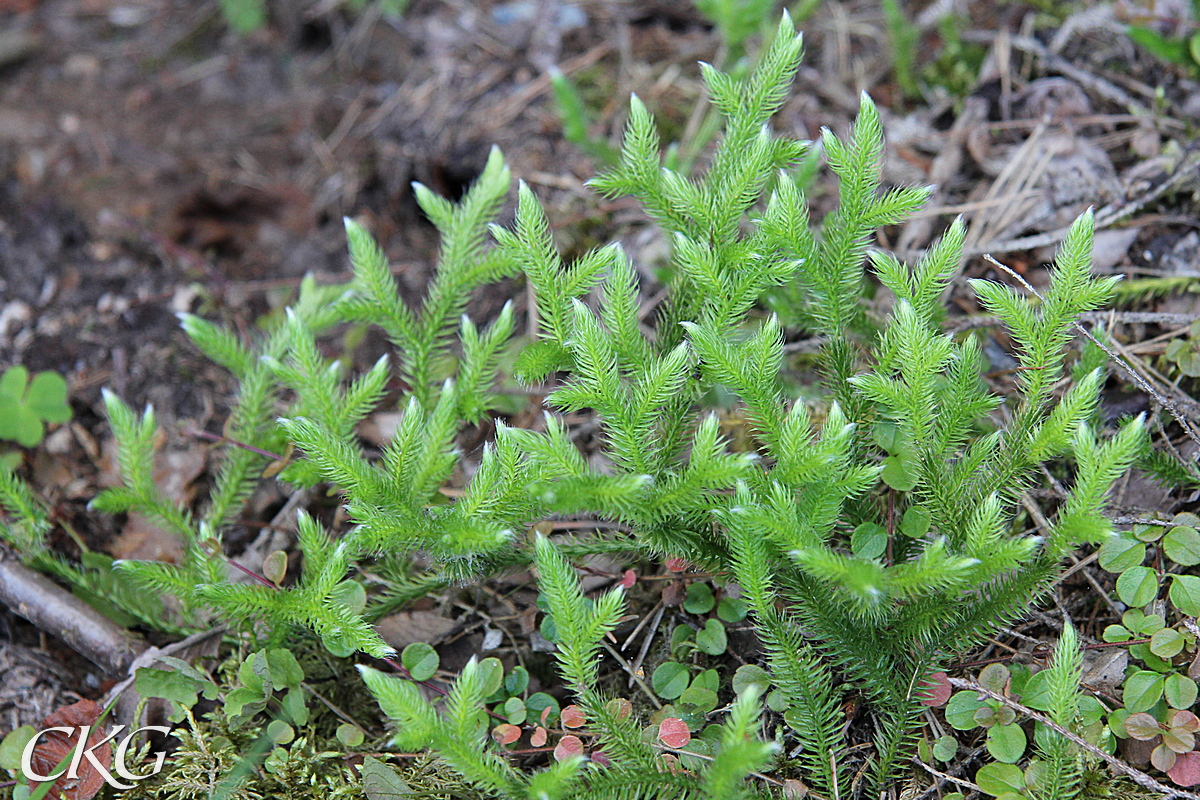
[152,449,207,505]
[104,446,206,563]
[29,699,112,800]
[1170,752,1200,787]
[108,513,185,562]
[375,611,458,650]
[358,413,404,447]
[1082,647,1129,694]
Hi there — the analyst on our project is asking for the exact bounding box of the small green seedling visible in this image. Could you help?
[0,366,71,447]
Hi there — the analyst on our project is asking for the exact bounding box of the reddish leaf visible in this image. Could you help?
[659,753,684,773]
[28,699,112,800]
[561,705,587,729]
[591,750,611,768]
[1126,712,1164,741]
[540,706,554,727]
[1170,751,1200,786]
[491,723,521,745]
[664,557,690,573]
[554,734,584,762]
[606,697,633,720]
[916,671,951,707]
[531,726,548,747]
[620,569,637,589]
[1172,710,1200,733]
[658,717,691,749]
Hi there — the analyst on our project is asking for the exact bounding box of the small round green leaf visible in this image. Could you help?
[1116,566,1159,608]
[540,614,558,643]
[974,706,999,728]
[881,456,917,491]
[1165,674,1199,710]
[267,720,294,744]
[1123,670,1165,713]
[678,686,719,714]
[717,597,748,622]
[1098,534,1145,573]
[1172,575,1200,616]
[901,506,933,538]
[401,642,439,682]
[652,662,691,700]
[1124,712,1162,740]
[683,582,716,614]
[526,692,560,726]
[1134,524,1165,543]
[978,663,1010,694]
[986,723,1026,763]
[28,371,71,423]
[691,668,719,695]
[945,690,985,730]
[695,618,727,655]
[975,763,1025,796]
[504,696,527,724]
[873,421,901,453]
[1102,624,1132,643]
[932,734,957,762]
[0,726,36,770]
[1020,669,1052,712]
[1151,627,1186,659]
[733,664,771,695]
[1125,609,1166,635]
[505,666,530,696]
[266,649,304,689]
[336,723,364,747]
[322,630,356,658]
[330,580,367,614]
[1079,695,1106,726]
[262,550,288,586]
[851,523,887,559]
[477,657,504,696]
[1165,527,1200,566]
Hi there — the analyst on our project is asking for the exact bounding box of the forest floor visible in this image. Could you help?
[2,0,1200,798]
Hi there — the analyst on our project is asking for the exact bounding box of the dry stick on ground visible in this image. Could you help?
[627,603,665,690]
[0,545,149,675]
[948,676,1200,800]
[911,756,983,795]
[1106,336,1200,423]
[973,145,1200,256]
[897,96,988,261]
[985,254,1200,471]
[951,311,1200,331]
[914,745,988,800]
[600,641,661,710]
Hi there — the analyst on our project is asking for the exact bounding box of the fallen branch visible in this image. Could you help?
[0,546,148,675]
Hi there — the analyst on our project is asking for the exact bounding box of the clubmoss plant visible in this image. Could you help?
[257,13,1138,797]
[0,11,1150,799]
